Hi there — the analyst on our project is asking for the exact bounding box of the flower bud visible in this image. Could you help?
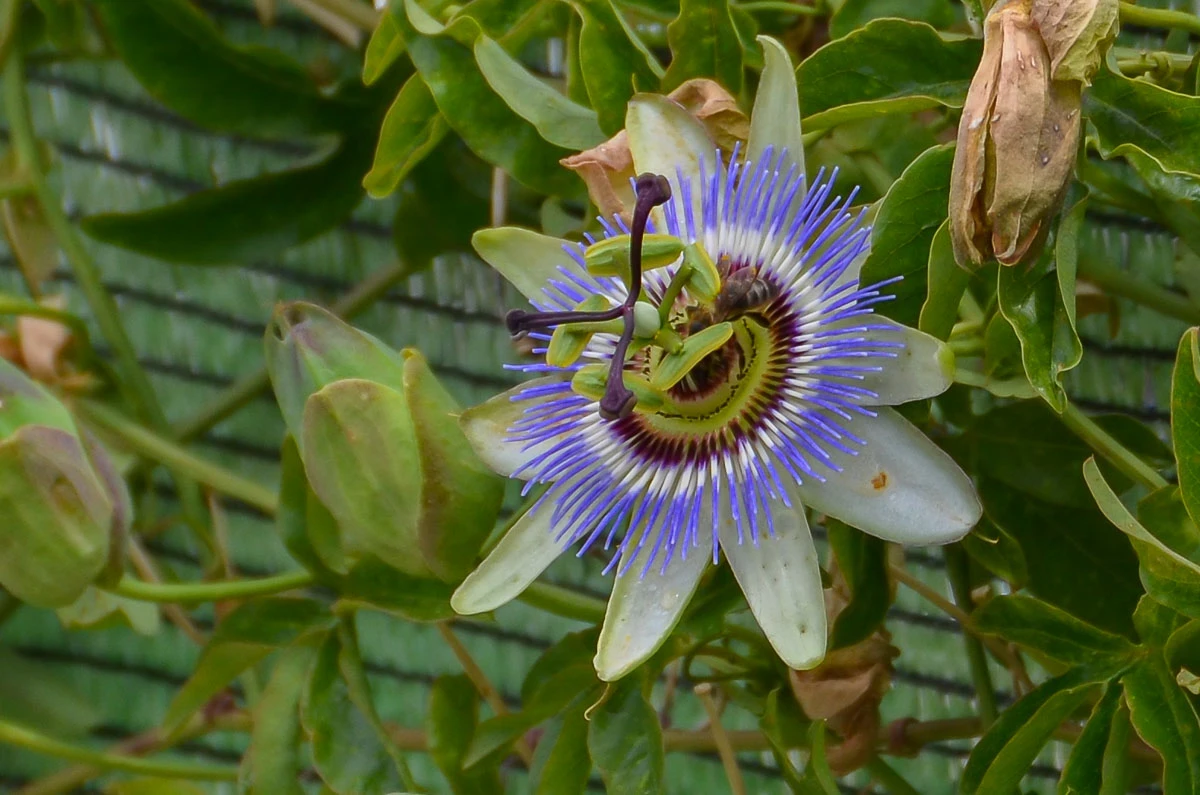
[949,0,1097,267]
[0,359,116,608]
[265,303,504,582]
[1030,0,1118,84]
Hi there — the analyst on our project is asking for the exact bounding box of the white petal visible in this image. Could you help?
[626,94,713,234]
[719,488,826,670]
[842,317,955,405]
[472,226,586,303]
[459,378,566,480]
[748,36,804,182]
[798,408,981,545]
[451,498,563,614]
[594,534,709,682]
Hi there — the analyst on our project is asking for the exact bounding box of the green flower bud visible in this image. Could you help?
[266,303,504,582]
[0,359,113,607]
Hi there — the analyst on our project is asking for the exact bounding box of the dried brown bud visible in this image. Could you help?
[1030,0,1119,84]
[949,0,1085,267]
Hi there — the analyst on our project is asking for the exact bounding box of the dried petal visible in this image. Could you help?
[1030,0,1118,84]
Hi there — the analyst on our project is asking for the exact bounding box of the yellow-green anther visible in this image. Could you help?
[547,326,594,368]
[650,322,733,390]
[572,364,666,412]
[584,233,684,278]
[683,241,721,302]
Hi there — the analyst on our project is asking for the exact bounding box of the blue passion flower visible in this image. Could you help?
[451,38,981,681]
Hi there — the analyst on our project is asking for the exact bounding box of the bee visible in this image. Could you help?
[686,259,781,334]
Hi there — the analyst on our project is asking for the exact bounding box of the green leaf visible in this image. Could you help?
[1086,65,1200,178]
[798,722,841,794]
[240,643,316,795]
[587,673,664,795]
[82,134,371,265]
[55,586,160,636]
[971,594,1140,666]
[1166,619,1200,675]
[363,12,407,86]
[860,144,953,327]
[364,75,449,199]
[1058,681,1131,795]
[474,35,606,151]
[568,0,663,134]
[1123,654,1200,795]
[980,477,1142,637]
[427,674,503,794]
[961,519,1028,588]
[829,0,957,39]
[530,709,591,795]
[827,519,891,649]
[919,219,969,341]
[1084,458,1200,620]
[961,667,1108,795]
[92,0,348,138]
[969,401,1172,510]
[798,20,980,132]
[1139,487,1200,564]
[302,630,406,795]
[759,689,820,794]
[996,195,1086,412]
[1173,328,1200,528]
[333,559,455,623]
[662,0,743,96]
[166,598,335,730]
[398,0,578,195]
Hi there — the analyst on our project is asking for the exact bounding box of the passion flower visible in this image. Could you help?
[452,38,981,681]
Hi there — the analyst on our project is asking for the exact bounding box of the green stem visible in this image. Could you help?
[77,399,279,514]
[1119,2,1200,37]
[737,1,822,15]
[864,755,922,795]
[0,719,237,782]
[1077,257,1200,326]
[109,570,314,603]
[518,581,607,623]
[1061,401,1169,491]
[944,545,998,729]
[173,261,411,443]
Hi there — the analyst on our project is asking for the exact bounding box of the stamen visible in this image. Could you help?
[598,173,672,420]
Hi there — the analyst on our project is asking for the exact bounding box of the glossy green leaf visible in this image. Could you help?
[92,0,348,137]
[364,76,449,199]
[428,674,503,793]
[530,708,591,795]
[662,0,743,96]
[961,519,1028,588]
[474,35,605,151]
[829,0,957,39]
[399,0,578,195]
[919,220,970,341]
[587,673,664,795]
[166,598,334,730]
[1124,654,1200,795]
[82,134,371,265]
[363,12,406,86]
[827,519,891,649]
[981,477,1142,637]
[996,196,1086,412]
[302,631,406,795]
[240,643,316,795]
[860,144,953,327]
[972,594,1140,666]
[798,20,980,132]
[961,667,1107,795]
[1139,487,1200,564]
[333,557,456,621]
[569,0,663,134]
[1166,619,1200,674]
[969,401,1171,509]
[1084,458,1200,620]
[1086,65,1200,178]
[1173,328,1200,527]
[1058,681,1131,795]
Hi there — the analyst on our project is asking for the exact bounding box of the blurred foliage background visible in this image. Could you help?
[0,0,1198,793]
